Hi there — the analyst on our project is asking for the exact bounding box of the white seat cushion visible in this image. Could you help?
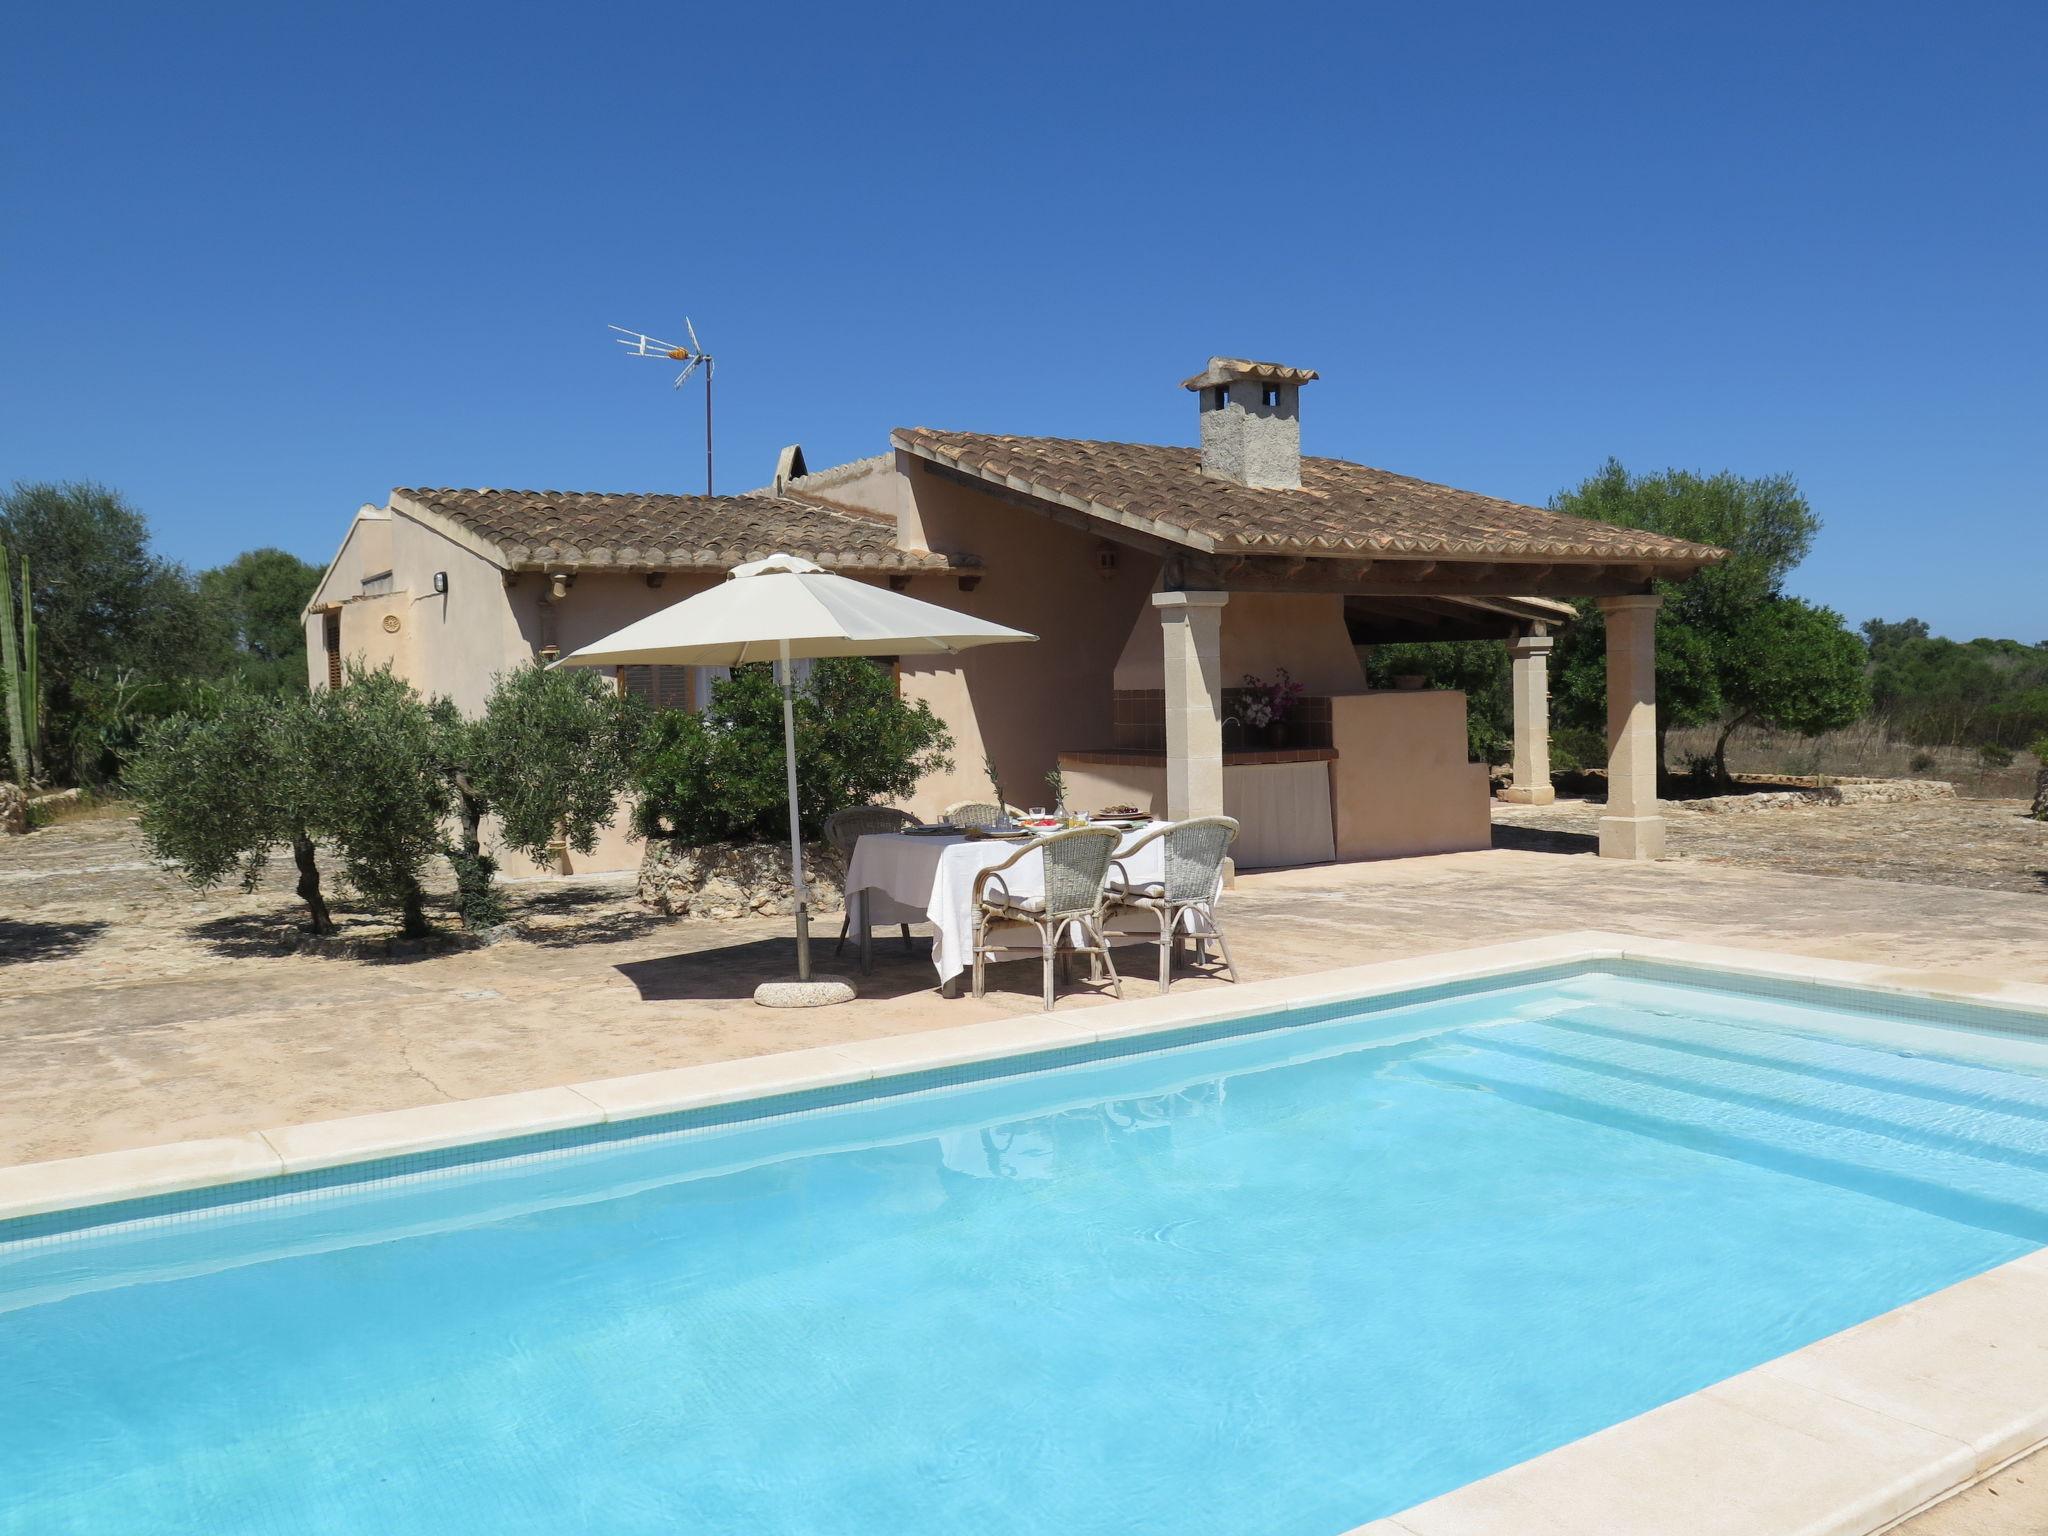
[981,893,1046,916]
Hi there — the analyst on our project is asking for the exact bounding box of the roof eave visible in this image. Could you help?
[500,549,974,575]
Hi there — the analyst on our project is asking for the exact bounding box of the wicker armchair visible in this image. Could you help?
[824,805,922,957]
[970,826,1123,1010]
[943,799,1024,831]
[1106,816,1239,993]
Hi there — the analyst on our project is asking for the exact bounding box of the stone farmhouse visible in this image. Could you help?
[304,358,1721,875]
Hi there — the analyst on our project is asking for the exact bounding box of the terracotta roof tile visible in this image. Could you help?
[893,431,1723,566]
[1180,358,1321,390]
[390,488,965,572]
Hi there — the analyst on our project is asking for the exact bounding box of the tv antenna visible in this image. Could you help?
[609,318,716,496]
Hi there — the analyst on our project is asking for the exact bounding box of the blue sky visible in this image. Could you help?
[5,1,2042,640]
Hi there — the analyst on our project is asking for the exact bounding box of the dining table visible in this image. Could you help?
[844,823,1174,996]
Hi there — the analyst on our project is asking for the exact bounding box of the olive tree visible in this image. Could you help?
[1711,598,1869,784]
[1549,459,1867,779]
[305,665,448,937]
[431,663,643,929]
[128,687,336,933]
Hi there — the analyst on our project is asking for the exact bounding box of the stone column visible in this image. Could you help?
[1153,590,1229,821]
[1598,593,1664,860]
[1501,630,1555,805]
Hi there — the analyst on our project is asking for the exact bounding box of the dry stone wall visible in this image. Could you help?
[637,839,847,919]
[1685,779,1956,816]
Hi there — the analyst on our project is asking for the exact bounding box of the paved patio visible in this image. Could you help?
[4,812,2045,1168]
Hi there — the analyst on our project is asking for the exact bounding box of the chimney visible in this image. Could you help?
[1182,357,1319,489]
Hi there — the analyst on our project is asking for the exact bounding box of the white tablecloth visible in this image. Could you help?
[845,827,1171,985]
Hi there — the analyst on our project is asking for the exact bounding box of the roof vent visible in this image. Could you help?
[1181,358,1318,489]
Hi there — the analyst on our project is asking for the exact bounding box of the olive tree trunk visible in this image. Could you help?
[291,832,335,935]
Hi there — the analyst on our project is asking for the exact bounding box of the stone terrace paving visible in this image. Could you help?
[2,801,2043,1168]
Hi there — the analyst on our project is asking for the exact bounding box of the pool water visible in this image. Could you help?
[5,971,2047,1535]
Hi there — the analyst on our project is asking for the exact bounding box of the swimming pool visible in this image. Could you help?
[4,961,2047,1535]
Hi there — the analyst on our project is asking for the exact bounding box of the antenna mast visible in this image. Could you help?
[608,319,716,495]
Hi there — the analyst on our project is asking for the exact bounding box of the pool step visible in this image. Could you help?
[1475,1020,2048,1176]
[1528,1001,2048,1122]
[1404,1032,2048,1242]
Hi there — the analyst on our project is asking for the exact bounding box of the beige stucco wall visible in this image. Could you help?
[1111,590,1366,694]
[884,454,1164,819]
[383,512,536,714]
[1328,692,1492,860]
[306,511,392,612]
[305,511,413,691]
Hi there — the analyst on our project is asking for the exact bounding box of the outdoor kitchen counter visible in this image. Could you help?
[1058,690,1492,869]
[1057,751,1338,869]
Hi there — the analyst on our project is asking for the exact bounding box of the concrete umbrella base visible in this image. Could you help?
[753,977,858,1009]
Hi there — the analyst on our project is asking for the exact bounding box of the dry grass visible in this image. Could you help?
[27,790,135,828]
[1664,722,2044,800]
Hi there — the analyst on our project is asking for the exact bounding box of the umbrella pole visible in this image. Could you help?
[778,642,811,982]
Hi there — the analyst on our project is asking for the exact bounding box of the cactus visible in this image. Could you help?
[0,543,36,785]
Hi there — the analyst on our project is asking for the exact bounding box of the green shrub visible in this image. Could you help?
[634,660,953,845]
[1909,750,1938,774]
[1978,742,2016,770]
[1551,724,1607,775]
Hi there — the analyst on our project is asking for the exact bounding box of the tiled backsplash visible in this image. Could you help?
[1111,689,1334,750]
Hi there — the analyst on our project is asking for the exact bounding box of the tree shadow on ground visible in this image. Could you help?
[0,918,109,964]
[507,882,635,918]
[1491,824,1599,855]
[509,882,668,948]
[186,911,318,958]
[185,908,469,964]
[616,933,948,1002]
[524,911,671,948]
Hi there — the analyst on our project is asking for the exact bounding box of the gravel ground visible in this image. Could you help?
[1493,794,2048,896]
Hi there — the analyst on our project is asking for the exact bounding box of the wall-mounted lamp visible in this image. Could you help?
[431,571,448,595]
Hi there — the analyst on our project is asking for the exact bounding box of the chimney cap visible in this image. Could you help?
[1180,357,1320,392]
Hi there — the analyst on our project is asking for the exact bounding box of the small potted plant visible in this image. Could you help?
[1241,670,1306,746]
[1237,683,1275,745]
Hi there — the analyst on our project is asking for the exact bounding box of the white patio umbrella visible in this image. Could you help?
[553,553,1035,1000]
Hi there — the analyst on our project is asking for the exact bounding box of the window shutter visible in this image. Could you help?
[620,664,695,711]
[323,611,342,689]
